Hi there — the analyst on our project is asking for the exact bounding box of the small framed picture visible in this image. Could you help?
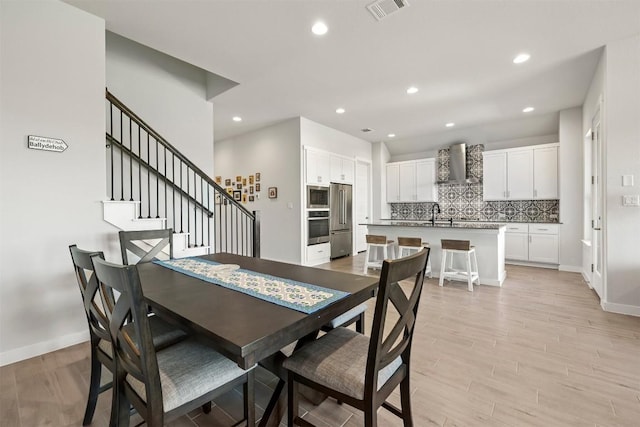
[225,178,231,186]
[255,183,261,192]
[215,176,222,184]
[268,187,277,199]
[215,194,222,204]
[242,194,247,203]
[236,175,242,182]
[233,190,241,201]
[255,172,261,182]
[249,186,254,194]
[227,187,233,195]
[236,183,242,190]
[249,195,255,202]
[249,175,254,185]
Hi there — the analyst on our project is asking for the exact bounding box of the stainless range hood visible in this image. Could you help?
[437,142,479,184]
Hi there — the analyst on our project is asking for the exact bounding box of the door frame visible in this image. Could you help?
[590,96,606,300]
[355,158,372,253]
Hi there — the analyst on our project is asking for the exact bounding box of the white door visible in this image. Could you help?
[591,109,604,298]
[355,160,371,253]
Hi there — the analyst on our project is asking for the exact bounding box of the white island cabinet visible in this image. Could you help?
[364,222,506,286]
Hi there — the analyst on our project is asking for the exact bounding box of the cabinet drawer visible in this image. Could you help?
[529,224,559,235]
[504,224,528,233]
[307,243,330,263]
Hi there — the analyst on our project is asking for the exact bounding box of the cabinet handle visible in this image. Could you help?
[538,228,548,231]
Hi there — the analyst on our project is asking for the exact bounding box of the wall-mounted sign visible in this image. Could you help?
[27,135,68,153]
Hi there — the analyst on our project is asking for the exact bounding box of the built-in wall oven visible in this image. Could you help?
[307,210,330,245]
[307,185,330,209]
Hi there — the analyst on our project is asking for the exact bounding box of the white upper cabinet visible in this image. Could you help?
[507,150,534,199]
[386,163,400,203]
[330,155,354,184]
[305,149,331,185]
[533,146,558,199]
[386,158,438,203]
[415,159,438,202]
[482,152,508,200]
[483,144,558,201]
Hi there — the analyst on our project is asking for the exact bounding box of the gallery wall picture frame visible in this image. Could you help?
[255,173,261,182]
[249,175,254,185]
[236,176,242,182]
[249,195,254,202]
[249,186,254,194]
[215,176,222,184]
[233,190,241,201]
[255,183,261,192]
[225,178,231,186]
[242,178,247,186]
[236,183,242,190]
[268,187,277,199]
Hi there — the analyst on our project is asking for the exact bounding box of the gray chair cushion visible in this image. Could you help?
[328,303,367,329]
[283,327,402,400]
[126,338,251,412]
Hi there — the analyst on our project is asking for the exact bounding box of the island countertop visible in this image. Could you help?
[361,220,506,230]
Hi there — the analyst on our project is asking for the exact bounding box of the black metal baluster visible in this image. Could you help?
[193,171,197,246]
[179,162,183,233]
[186,167,190,246]
[129,117,133,201]
[172,154,176,232]
[155,139,160,218]
[120,110,124,201]
[164,146,167,225]
[147,134,151,218]
[109,101,114,201]
[207,183,211,249]
[137,126,142,217]
[200,177,204,247]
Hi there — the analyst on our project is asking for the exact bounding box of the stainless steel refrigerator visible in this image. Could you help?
[330,183,352,259]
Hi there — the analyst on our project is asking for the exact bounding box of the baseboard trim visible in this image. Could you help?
[559,265,582,273]
[601,301,640,317]
[505,260,558,269]
[0,330,89,367]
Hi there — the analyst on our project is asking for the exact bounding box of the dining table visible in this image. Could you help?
[135,252,379,426]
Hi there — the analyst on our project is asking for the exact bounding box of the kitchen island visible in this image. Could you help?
[363,221,507,286]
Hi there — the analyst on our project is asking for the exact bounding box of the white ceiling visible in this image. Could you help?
[65,0,640,155]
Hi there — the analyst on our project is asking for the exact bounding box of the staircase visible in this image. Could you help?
[103,90,260,258]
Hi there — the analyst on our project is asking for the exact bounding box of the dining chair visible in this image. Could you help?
[69,245,189,425]
[119,228,173,265]
[90,255,255,427]
[284,247,430,427]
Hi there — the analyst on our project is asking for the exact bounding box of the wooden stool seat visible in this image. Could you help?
[363,235,395,273]
[439,239,479,291]
[397,237,432,278]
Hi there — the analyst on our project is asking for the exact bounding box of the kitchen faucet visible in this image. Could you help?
[430,203,441,226]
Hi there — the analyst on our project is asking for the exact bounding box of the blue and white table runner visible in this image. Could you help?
[153,257,349,314]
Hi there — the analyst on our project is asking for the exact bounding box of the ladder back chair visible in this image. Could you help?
[284,248,431,427]
[90,256,255,427]
[69,245,189,425]
[119,228,173,265]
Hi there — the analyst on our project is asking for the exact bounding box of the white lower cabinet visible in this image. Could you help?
[306,242,330,266]
[505,223,559,264]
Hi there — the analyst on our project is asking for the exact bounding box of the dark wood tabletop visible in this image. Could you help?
[136,253,379,369]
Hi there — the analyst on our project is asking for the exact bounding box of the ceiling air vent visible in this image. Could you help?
[367,0,409,21]
[361,128,374,133]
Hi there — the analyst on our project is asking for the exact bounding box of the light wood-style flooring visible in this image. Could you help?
[1,254,639,426]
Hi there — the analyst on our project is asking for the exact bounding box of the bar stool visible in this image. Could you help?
[439,239,479,292]
[397,237,432,278]
[363,235,395,274]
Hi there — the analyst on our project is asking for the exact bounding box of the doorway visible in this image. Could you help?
[355,160,371,253]
[591,105,604,299]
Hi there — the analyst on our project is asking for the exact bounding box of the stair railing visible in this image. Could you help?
[105,90,260,257]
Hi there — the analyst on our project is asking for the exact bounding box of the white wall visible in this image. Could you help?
[602,34,640,311]
[106,32,214,174]
[558,107,583,271]
[214,119,301,263]
[0,0,110,365]
[300,117,372,161]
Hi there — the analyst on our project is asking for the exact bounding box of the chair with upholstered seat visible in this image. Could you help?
[284,247,430,427]
[119,228,173,265]
[68,245,188,425]
[90,256,255,427]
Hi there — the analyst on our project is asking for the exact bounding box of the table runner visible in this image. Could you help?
[153,257,349,314]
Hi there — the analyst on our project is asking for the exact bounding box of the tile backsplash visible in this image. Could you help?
[391,183,559,223]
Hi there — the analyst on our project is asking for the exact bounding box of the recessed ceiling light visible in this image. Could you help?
[522,107,535,113]
[445,122,455,128]
[406,86,419,94]
[311,21,328,35]
[335,108,345,114]
[232,116,242,122]
[388,133,396,138]
[513,53,530,64]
